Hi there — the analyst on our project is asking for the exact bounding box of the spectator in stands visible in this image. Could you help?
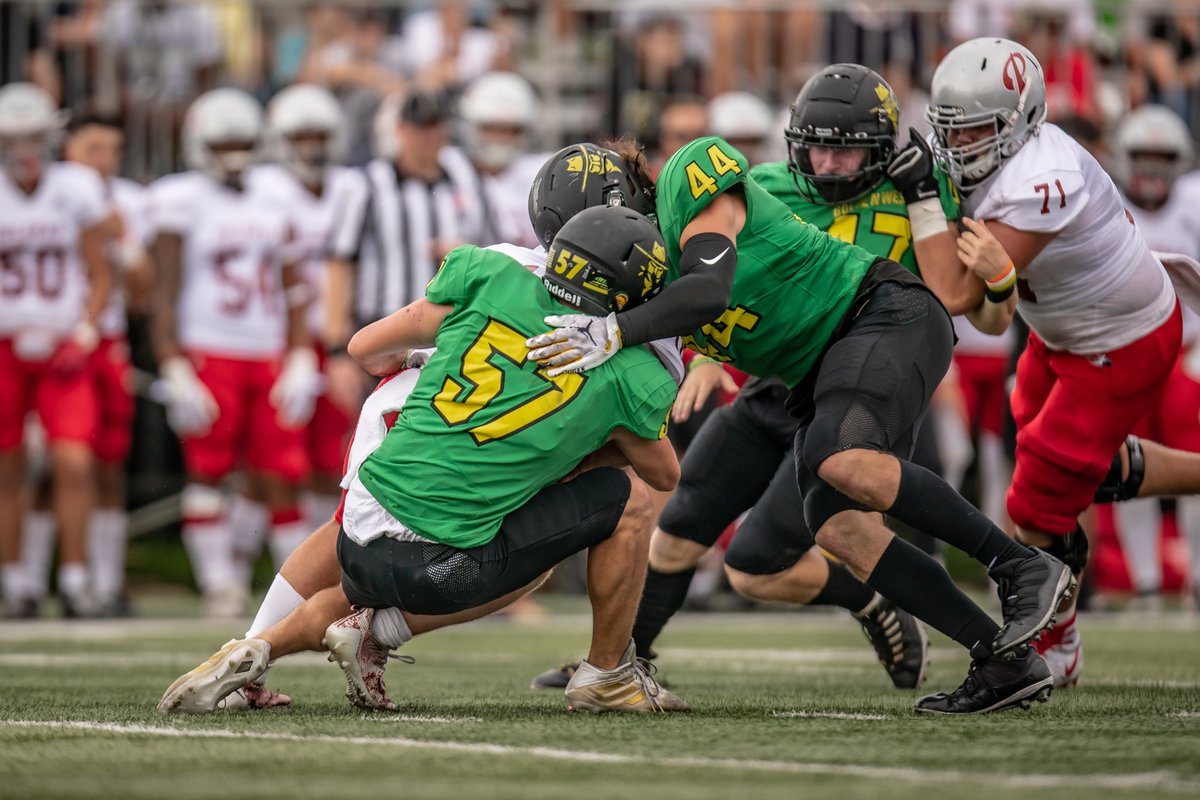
[0,2,61,101]
[651,95,709,175]
[610,14,707,139]
[389,0,514,91]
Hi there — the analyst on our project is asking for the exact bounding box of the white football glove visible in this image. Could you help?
[525,313,622,377]
[270,348,321,428]
[158,356,219,436]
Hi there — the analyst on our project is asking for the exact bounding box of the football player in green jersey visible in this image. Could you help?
[158,207,692,715]
[531,68,1015,694]
[526,115,1075,712]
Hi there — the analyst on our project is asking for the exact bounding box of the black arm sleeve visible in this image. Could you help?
[615,232,736,347]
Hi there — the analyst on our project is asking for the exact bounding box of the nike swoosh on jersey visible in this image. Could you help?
[699,248,730,266]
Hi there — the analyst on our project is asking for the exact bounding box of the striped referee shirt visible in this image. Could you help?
[331,151,485,325]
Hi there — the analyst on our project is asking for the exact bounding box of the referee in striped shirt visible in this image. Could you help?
[324,91,486,406]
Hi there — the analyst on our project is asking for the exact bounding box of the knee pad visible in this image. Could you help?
[181,483,227,523]
[1094,435,1144,503]
[803,479,871,538]
[1039,523,1090,575]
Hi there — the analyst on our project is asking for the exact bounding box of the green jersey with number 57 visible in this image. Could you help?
[358,246,676,549]
[655,136,876,387]
[749,160,961,277]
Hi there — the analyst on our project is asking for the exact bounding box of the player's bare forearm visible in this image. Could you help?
[611,427,679,492]
[80,224,113,324]
[914,226,985,314]
[282,262,311,350]
[564,441,630,482]
[323,258,355,347]
[964,293,1016,335]
[151,233,184,362]
[348,298,452,368]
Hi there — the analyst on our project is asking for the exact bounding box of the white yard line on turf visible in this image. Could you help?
[772,711,890,721]
[662,647,961,664]
[1170,711,1200,718]
[2,719,1197,794]
[362,715,483,724]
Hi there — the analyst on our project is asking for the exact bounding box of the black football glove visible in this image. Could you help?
[887,127,941,205]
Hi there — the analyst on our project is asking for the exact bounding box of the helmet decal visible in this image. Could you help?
[1002,51,1028,94]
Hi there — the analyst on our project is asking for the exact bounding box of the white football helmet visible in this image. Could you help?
[267,84,346,184]
[1113,104,1195,209]
[459,71,539,172]
[0,82,64,184]
[709,91,774,152]
[183,88,264,183]
[927,38,1048,189]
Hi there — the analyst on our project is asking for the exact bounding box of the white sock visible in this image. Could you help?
[182,519,237,592]
[977,434,1013,530]
[58,562,88,600]
[268,519,310,571]
[1178,496,1200,592]
[228,495,269,587]
[246,574,305,638]
[20,511,56,598]
[302,491,341,531]
[1114,497,1162,594]
[2,563,31,604]
[87,508,127,601]
[933,402,974,492]
[370,607,413,649]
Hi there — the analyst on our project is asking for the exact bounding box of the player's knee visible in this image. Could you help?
[648,528,705,572]
[804,479,871,542]
[618,476,654,540]
[182,482,227,524]
[49,442,93,482]
[724,565,768,601]
[814,449,895,510]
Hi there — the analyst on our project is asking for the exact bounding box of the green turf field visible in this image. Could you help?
[2,608,1198,800]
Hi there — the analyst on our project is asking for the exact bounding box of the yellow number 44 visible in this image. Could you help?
[685,142,744,200]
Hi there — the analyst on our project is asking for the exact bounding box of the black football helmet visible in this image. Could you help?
[785,64,899,205]
[543,206,667,317]
[528,143,657,248]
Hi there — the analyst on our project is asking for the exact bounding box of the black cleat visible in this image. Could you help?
[990,549,1075,655]
[530,662,579,690]
[856,595,929,689]
[914,646,1053,715]
[3,596,40,620]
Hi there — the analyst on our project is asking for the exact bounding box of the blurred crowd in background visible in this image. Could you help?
[3,0,1200,618]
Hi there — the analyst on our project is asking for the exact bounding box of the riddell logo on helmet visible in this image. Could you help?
[543,277,583,307]
[1003,52,1027,93]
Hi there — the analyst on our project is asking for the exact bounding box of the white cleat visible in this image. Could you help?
[1034,608,1083,688]
[322,607,412,711]
[157,638,271,714]
[565,640,690,714]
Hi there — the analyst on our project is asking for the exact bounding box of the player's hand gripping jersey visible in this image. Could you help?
[149,171,294,358]
[751,159,961,277]
[962,123,1176,354]
[355,245,677,548]
[0,162,108,344]
[656,137,876,386]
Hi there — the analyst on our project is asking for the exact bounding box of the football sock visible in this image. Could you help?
[182,519,237,592]
[21,511,55,598]
[631,565,695,659]
[246,574,305,639]
[302,491,341,531]
[57,562,87,600]
[888,460,1029,568]
[1113,498,1162,595]
[228,495,269,585]
[810,559,876,614]
[977,433,1011,528]
[867,536,999,655]
[370,607,413,649]
[1,563,31,605]
[268,511,309,570]
[87,508,128,602]
[1179,497,1200,592]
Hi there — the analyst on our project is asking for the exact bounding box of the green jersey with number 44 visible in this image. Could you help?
[655,136,877,387]
[749,160,961,277]
[358,246,676,549]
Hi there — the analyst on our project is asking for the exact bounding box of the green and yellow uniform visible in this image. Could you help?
[750,160,961,277]
[655,136,877,387]
[359,246,676,548]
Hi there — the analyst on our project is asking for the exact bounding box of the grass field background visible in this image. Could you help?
[2,604,1199,800]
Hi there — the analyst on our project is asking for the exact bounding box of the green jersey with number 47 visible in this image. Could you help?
[358,246,676,549]
[655,136,877,387]
[749,161,961,277]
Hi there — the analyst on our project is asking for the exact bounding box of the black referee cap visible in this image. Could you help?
[400,91,450,126]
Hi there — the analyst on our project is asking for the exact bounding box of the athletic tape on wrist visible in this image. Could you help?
[907,198,949,242]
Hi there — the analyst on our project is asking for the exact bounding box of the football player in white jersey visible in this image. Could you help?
[237,85,370,565]
[1111,105,1200,609]
[0,83,113,618]
[927,39,1190,686]
[150,88,319,619]
[62,113,153,616]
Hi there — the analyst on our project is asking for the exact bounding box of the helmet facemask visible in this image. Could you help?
[282,130,332,186]
[1,131,52,188]
[1126,150,1184,210]
[785,130,890,206]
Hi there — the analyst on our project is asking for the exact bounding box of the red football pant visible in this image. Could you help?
[953,353,1008,438]
[0,338,97,450]
[90,337,135,464]
[1007,303,1182,536]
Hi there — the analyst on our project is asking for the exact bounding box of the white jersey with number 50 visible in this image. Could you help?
[962,123,1176,354]
[247,164,366,336]
[150,171,292,358]
[0,162,108,337]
